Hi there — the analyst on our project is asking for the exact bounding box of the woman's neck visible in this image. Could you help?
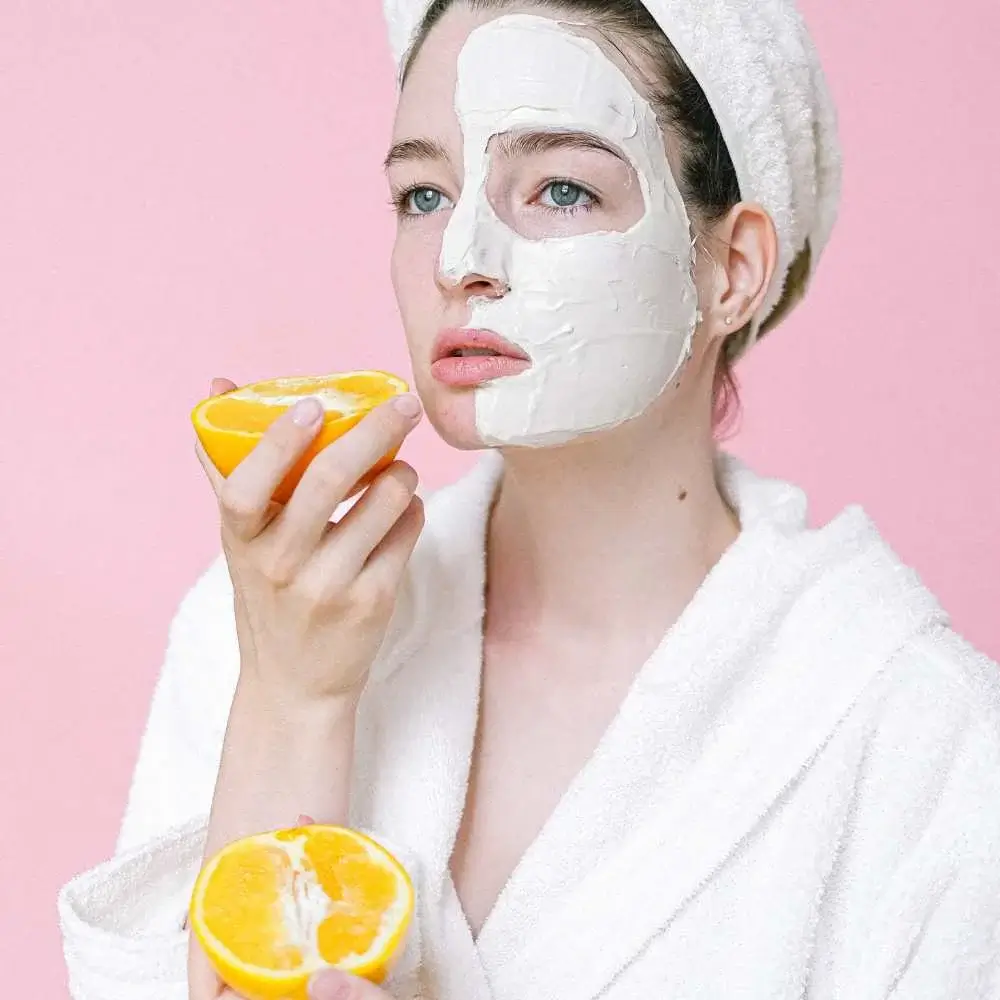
[485,409,740,645]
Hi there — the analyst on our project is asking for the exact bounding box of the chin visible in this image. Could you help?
[412,372,487,451]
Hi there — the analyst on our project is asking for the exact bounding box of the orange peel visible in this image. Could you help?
[191,371,409,504]
[189,825,414,1000]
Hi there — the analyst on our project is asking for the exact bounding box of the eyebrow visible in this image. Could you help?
[382,129,626,171]
[383,137,450,170]
[493,129,627,163]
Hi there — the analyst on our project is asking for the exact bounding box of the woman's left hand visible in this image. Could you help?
[219,970,393,1000]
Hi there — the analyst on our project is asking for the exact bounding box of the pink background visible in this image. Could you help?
[2,1,998,994]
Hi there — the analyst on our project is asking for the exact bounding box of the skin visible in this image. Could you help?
[188,383,424,1000]
[189,4,777,998]
[389,4,776,936]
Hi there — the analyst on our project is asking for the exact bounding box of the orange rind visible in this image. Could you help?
[192,371,409,503]
[189,825,414,1000]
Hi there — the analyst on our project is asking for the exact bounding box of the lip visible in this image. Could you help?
[431,328,531,364]
[430,328,532,387]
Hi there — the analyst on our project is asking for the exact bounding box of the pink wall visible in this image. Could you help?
[2,1,997,994]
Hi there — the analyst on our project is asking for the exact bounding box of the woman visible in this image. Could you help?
[59,1,1000,999]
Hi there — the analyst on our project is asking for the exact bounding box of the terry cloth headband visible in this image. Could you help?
[383,0,842,350]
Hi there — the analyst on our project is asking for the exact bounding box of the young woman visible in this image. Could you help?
[59,2,1000,999]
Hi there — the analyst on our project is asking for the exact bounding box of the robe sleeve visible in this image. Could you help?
[874,733,1000,999]
[887,845,1000,999]
[58,557,237,1000]
[864,633,1000,999]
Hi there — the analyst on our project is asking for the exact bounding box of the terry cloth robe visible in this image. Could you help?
[58,451,1000,1000]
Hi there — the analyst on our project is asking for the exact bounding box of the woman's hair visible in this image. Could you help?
[403,0,811,435]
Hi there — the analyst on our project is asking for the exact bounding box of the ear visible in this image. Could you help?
[700,203,778,341]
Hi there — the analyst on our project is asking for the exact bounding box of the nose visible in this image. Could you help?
[437,183,510,301]
[439,270,508,300]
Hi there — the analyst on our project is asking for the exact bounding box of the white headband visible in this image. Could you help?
[383,0,842,346]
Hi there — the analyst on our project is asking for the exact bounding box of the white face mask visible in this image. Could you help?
[441,14,698,447]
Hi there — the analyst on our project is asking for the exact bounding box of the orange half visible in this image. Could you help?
[192,371,409,504]
[190,826,414,1000]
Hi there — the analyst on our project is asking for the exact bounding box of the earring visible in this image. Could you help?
[724,316,733,326]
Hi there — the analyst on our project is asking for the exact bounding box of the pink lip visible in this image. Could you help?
[430,328,531,387]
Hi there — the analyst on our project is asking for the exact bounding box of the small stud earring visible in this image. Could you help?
[724,315,733,326]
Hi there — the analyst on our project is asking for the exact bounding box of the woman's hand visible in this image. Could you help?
[217,970,393,1000]
[187,381,424,1000]
[196,377,425,708]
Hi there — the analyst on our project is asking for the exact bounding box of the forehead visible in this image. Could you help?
[456,16,641,143]
[394,9,645,145]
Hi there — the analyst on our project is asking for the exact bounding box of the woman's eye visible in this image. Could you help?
[405,187,451,215]
[539,181,593,210]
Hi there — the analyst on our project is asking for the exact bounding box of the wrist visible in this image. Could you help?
[232,676,362,734]
[206,681,359,854]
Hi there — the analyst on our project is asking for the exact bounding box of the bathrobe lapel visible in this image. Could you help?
[487,503,945,1000]
[471,459,823,978]
[356,453,946,1000]
[354,454,501,1000]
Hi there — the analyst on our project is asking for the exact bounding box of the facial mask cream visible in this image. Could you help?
[441,14,698,446]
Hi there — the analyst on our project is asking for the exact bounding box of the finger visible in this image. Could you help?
[309,968,392,1000]
[287,461,418,582]
[194,378,236,496]
[195,438,226,494]
[211,377,238,396]
[187,936,222,1000]
[219,397,326,541]
[354,493,424,588]
[275,395,422,545]
[194,380,238,495]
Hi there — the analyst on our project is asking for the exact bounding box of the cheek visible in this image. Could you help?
[391,224,445,339]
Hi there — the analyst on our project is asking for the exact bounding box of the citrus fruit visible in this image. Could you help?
[189,825,415,1000]
[192,371,409,504]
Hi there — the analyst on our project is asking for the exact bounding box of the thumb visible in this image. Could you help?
[211,377,238,396]
[309,969,391,1000]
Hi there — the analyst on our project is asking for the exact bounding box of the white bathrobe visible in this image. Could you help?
[59,452,1000,1000]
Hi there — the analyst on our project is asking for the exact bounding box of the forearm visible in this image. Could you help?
[203,679,359,861]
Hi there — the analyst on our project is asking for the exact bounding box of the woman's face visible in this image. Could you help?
[388,6,713,450]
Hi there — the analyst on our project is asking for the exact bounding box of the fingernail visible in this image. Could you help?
[308,968,351,1000]
[292,397,324,427]
[392,393,422,419]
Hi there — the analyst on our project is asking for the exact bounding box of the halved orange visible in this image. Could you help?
[192,371,409,504]
[189,825,414,1000]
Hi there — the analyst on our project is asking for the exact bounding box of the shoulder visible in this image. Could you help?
[872,623,1000,763]
[842,628,1000,990]
[777,491,1000,776]
[854,623,1000,857]
[892,625,1000,734]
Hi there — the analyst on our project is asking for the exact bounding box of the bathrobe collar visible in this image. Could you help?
[363,450,946,1000]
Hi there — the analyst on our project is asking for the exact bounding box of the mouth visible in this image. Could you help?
[431,328,531,364]
[431,328,532,387]
[449,347,506,358]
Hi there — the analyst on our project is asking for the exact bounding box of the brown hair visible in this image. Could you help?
[403,0,811,435]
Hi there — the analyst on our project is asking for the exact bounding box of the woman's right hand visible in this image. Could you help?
[196,378,425,709]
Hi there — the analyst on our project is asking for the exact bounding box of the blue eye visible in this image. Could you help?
[404,187,451,214]
[539,181,593,209]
